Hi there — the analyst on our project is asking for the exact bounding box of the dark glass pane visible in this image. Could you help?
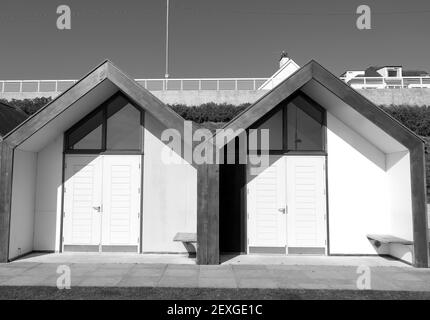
[287,95,324,151]
[107,102,141,150]
[67,110,103,149]
[255,108,283,150]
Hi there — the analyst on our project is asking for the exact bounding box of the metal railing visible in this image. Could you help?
[340,76,430,89]
[2,76,430,94]
[0,78,269,93]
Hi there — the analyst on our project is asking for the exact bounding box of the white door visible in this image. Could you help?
[63,156,102,249]
[63,155,141,252]
[286,156,327,253]
[101,156,141,251]
[247,155,327,254]
[247,156,287,252]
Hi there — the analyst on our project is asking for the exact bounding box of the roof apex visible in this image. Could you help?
[2,60,189,147]
[212,59,423,149]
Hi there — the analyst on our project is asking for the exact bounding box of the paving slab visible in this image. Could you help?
[68,264,101,277]
[158,276,199,288]
[2,274,52,286]
[40,274,84,287]
[232,266,273,281]
[117,276,161,287]
[199,277,238,288]
[20,264,68,277]
[89,264,134,278]
[78,276,124,287]
[127,265,165,278]
[163,265,199,277]
[200,267,234,279]
[299,283,333,290]
[236,277,279,289]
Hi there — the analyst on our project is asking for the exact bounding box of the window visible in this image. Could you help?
[67,110,103,150]
[255,108,283,150]
[250,93,325,152]
[286,95,325,151]
[107,102,141,150]
[65,93,143,152]
[388,70,398,77]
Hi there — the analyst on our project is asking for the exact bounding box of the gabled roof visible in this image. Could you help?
[363,66,382,77]
[213,60,423,151]
[0,101,27,137]
[3,60,192,149]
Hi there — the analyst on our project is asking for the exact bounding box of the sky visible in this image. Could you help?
[1,0,430,80]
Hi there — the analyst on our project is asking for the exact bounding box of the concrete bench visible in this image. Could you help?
[367,234,414,264]
[367,234,413,247]
[173,232,197,243]
[173,233,197,256]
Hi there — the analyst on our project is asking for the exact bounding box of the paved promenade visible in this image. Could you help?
[0,253,428,291]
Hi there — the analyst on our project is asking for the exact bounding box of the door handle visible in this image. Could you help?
[93,206,101,213]
[278,205,288,214]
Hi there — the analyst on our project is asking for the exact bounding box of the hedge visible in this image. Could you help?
[381,105,430,137]
[2,98,430,137]
[0,97,52,116]
[169,103,250,124]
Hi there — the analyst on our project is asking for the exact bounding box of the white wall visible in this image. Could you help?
[386,151,413,263]
[30,115,198,254]
[143,113,197,252]
[327,113,391,255]
[386,152,413,239]
[33,136,63,251]
[9,149,37,260]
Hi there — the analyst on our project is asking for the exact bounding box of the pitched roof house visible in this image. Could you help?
[0,61,199,261]
[200,61,428,267]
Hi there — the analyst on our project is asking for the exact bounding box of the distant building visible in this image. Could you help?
[258,52,300,90]
[341,66,430,89]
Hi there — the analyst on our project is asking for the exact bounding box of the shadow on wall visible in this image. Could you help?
[328,114,387,170]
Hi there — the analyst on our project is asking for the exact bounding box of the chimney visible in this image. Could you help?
[279,51,290,68]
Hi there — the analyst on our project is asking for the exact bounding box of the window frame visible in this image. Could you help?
[248,92,327,155]
[284,93,326,153]
[64,92,145,155]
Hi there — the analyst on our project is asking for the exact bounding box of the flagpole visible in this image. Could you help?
[165,0,169,79]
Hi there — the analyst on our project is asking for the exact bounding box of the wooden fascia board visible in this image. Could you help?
[210,63,313,148]
[3,60,193,150]
[226,63,312,134]
[409,142,429,267]
[197,163,220,265]
[310,61,423,149]
[106,63,187,136]
[0,141,14,262]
